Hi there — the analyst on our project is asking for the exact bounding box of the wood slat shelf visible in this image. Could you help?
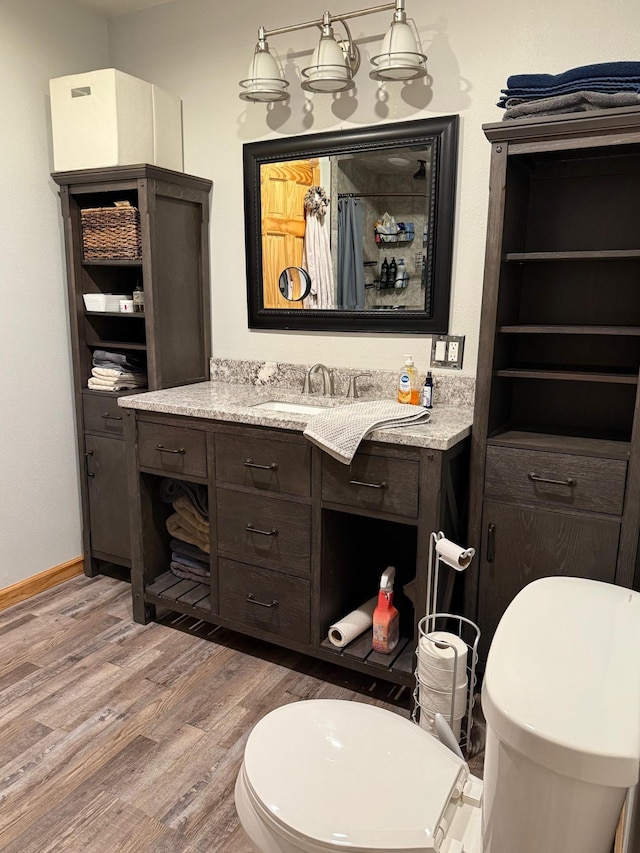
[146,571,211,613]
[499,324,640,336]
[319,634,413,674]
[495,367,638,384]
[505,250,640,262]
[85,338,147,351]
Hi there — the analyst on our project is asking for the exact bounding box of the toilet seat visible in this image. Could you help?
[240,699,479,852]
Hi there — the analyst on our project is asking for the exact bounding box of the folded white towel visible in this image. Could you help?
[87,376,146,391]
[303,400,430,464]
[92,366,145,378]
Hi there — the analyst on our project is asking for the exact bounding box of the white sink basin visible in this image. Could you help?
[252,400,330,415]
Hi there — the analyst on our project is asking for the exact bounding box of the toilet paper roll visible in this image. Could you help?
[418,631,468,689]
[418,678,468,718]
[328,597,377,648]
[435,538,475,571]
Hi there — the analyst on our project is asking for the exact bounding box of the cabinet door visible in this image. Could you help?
[477,500,620,660]
[84,434,131,562]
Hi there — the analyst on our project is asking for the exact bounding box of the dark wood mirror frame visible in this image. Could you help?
[244,115,459,333]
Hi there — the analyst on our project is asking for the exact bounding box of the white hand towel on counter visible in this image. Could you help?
[303,400,430,464]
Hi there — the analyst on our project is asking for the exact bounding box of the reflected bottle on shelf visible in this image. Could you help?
[388,257,397,287]
[380,257,389,289]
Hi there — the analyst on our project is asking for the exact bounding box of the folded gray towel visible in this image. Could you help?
[303,400,430,464]
[504,90,640,120]
[170,562,210,583]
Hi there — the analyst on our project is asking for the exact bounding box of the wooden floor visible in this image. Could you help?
[0,574,417,851]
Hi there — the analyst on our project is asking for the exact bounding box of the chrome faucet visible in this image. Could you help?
[302,363,334,396]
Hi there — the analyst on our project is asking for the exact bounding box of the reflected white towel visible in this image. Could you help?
[303,400,430,464]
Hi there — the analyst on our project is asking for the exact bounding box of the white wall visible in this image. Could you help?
[0,1,109,587]
[108,0,640,378]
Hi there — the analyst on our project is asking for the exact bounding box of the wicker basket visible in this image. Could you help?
[81,202,142,261]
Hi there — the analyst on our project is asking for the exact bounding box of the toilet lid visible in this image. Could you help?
[243,699,467,851]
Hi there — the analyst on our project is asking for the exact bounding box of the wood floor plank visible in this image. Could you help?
[0,575,458,851]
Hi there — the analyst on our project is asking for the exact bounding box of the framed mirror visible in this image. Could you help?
[244,115,459,333]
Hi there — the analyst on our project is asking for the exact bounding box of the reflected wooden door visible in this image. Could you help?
[261,159,320,309]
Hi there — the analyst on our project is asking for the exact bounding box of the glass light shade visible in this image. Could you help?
[370,19,427,81]
[239,44,289,102]
[301,33,354,93]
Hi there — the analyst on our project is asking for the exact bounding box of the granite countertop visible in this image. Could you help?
[118,381,473,452]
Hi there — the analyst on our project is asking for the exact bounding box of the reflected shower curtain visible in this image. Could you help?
[337,197,365,310]
[303,187,335,310]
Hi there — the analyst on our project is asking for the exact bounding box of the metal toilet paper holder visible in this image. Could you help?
[411,531,480,754]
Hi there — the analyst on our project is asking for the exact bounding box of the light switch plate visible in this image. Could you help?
[431,334,465,370]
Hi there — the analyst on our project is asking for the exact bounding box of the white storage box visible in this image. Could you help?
[49,68,183,172]
[83,293,130,312]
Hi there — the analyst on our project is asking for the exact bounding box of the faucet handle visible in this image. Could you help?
[346,373,372,399]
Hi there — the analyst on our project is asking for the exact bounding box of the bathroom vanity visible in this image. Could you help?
[119,381,472,687]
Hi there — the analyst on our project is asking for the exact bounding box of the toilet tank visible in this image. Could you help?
[481,577,640,853]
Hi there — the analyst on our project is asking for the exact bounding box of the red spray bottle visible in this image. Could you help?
[372,566,399,654]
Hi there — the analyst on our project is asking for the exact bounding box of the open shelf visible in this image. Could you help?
[85,311,145,318]
[487,428,631,459]
[82,259,143,267]
[320,633,414,675]
[495,367,638,384]
[86,339,147,351]
[499,325,640,336]
[505,249,640,262]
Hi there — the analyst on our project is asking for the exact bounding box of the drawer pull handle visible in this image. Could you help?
[528,472,577,488]
[246,523,278,536]
[85,449,95,478]
[244,458,278,471]
[102,412,123,421]
[487,522,496,563]
[156,445,186,455]
[349,479,388,490]
[246,593,279,608]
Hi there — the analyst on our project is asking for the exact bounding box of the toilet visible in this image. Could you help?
[235,577,640,853]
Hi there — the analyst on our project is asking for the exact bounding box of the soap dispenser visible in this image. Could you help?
[398,355,419,405]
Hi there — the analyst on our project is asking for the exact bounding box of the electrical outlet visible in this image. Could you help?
[431,334,464,369]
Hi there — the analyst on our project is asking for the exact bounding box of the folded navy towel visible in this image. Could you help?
[171,551,210,572]
[506,62,640,90]
[498,80,640,108]
[170,537,209,562]
[159,478,208,519]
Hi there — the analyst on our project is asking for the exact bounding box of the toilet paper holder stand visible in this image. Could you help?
[411,531,480,753]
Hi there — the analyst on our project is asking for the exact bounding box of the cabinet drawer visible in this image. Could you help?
[137,421,207,478]
[217,489,311,578]
[215,433,310,497]
[322,452,419,517]
[83,393,125,436]
[218,559,310,644]
[485,446,627,515]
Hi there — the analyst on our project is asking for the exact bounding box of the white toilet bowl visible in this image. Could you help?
[235,577,640,853]
[235,699,483,852]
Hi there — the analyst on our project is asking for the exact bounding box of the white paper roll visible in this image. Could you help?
[418,631,468,689]
[328,597,377,648]
[418,678,467,718]
[435,537,475,571]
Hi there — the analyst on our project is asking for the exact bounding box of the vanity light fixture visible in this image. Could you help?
[239,0,427,103]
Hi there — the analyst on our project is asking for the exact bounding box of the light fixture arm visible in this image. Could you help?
[260,1,397,40]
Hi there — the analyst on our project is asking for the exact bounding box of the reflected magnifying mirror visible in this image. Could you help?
[278,266,312,302]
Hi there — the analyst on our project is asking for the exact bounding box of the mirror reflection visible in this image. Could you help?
[262,148,433,312]
[244,116,459,333]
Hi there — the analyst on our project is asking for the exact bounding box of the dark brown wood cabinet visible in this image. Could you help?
[468,109,640,659]
[53,165,212,577]
[126,411,470,687]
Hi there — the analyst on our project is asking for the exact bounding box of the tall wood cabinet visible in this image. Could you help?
[53,164,212,577]
[467,109,640,659]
